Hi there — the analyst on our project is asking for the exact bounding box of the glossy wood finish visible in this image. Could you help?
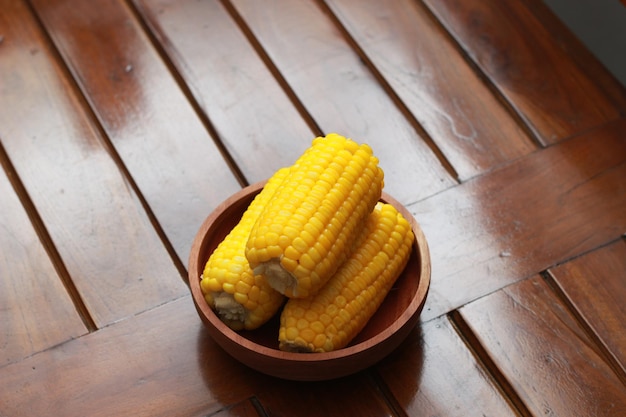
[1,0,625,415]
[227,0,455,203]
[376,317,518,416]
[0,162,87,366]
[458,276,626,416]
[29,0,242,263]
[132,0,316,183]
[548,239,626,377]
[0,0,187,328]
[424,0,626,144]
[326,0,537,180]
[415,119,626,320]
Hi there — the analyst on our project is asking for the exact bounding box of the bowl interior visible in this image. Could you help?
[189,182,427,353]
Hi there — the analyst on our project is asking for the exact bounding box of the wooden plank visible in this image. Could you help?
[229,0,455,204]
[548,239,626,375]
[376,317,518,417]
[29,0,242,262]
[325,0,536,181]
[458,276,626,416]
[423,0,626,144]
[0,294,394,416]
[254,371,396,417]
[412,119,626,321]
[0,0,186,327]
[132,0,315,183]
[0,164,87,366]
[527,0,626,112]
[0,297,262,416]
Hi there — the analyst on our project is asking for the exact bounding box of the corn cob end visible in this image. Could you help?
[200,167,290,331]
[205,286,247,331]
[253,259,295,296]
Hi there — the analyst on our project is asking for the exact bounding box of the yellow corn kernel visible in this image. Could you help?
[246,133,384,298]
[278,202,414,352]
[200,167,289,330]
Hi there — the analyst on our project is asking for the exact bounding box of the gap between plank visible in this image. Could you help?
[416,0,545,149]
[368,369,410,417]
[447,311,533,417]
[124,0,250,188]
[24,0,189,284]
[219,0,324,138]
[316,0,461,183]
[204,396,268,417]
[249,396,270,417]
[0,140,98,333]
[541,268,626,386]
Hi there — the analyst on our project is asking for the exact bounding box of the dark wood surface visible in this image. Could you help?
[1,0,625,416]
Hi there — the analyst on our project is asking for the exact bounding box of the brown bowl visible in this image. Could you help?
[188,181,431,381]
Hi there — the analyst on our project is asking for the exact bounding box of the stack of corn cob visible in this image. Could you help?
[200,133,414,353]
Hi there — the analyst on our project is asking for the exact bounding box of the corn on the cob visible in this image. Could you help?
[278,202,414,352]
[200,167,290,331]
[245,133,384,299]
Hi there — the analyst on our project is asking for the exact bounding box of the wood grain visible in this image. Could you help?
[132,0,316,183]
[0,0,186,327]
[0,297,257,416]
[1,0,624,414]
[229,0,455,204]
[424,0,626,144]
[412,119,626,320]
[376,317,518,417]
[548,239,626,376]
[325,0,536,181]
[458,276,626,416]
[0,294,397,416]
[254,372,395,416]
[0,164,87,366]
[30,0,243,263]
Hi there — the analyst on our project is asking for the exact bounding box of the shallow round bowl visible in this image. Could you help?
[188,181,431,381]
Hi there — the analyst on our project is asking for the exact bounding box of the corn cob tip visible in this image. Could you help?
[212,291,247,331]
[253,259,294,296]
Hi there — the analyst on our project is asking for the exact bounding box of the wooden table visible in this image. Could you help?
[1,0,625,415]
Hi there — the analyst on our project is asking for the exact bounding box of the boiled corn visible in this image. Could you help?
[278,202,414,352]
[200,167,290,330]
[245,133,384,299]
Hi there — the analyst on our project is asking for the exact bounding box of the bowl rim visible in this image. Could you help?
[188,180,431,365]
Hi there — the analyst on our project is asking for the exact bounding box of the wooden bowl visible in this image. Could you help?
[188,181,431,381]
